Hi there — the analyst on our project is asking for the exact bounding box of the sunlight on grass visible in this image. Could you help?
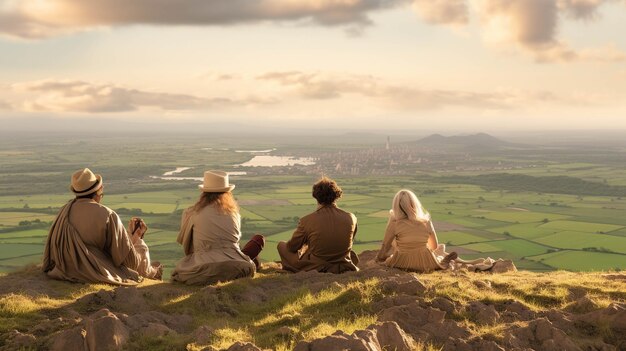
[211,327,252,350]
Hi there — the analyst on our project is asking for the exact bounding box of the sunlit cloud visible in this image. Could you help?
[256,71,583,110]
[10,79,258,113]
[0,99,12,110]
[474,0,625,63]
[0,0,409,39]
[411,0,468,26]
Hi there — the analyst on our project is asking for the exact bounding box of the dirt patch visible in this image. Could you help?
[432,221,468,232]
[507,207,529,212]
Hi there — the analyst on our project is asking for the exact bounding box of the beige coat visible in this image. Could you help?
[283,204,359,274]
[376,218,445,272]
[42,199,157,285]
[171,205,255,285]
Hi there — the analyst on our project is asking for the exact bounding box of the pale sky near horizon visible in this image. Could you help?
[1,0,626,132]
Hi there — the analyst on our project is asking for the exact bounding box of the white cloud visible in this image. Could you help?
[11,79,250,113]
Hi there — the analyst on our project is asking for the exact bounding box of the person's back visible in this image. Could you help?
[191,204,242,251]
[278,176,359,274]
[43,168,161,285]
[171,170,263,285]
[69,198,114,248]
[295,205,356,264]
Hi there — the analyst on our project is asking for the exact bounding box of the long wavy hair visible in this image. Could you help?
[193,191,239,214]
[390,189,430,222]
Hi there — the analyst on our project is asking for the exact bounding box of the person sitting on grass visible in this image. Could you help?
[43,168,162,285]
[171,170,265,285]
[375,189,457,272]
[277,176,359,273]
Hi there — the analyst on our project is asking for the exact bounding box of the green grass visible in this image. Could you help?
[539,220,623,233]
[527,250,626,271]
[439,231,491,245]
[476,211,570,224]
[530,231,626,254]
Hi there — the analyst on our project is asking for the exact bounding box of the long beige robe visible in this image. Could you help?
[42,199,153,286]
[171,205,255,285]
[279,204,359,274]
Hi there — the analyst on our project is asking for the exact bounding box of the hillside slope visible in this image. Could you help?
[0,251,624,351]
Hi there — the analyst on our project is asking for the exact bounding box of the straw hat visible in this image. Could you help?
[70,168,103,196]
[198,170,235,192]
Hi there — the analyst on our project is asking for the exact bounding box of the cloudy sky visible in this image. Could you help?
[1,0,625,132]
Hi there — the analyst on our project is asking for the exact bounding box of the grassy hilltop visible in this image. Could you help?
[0,251,624,351]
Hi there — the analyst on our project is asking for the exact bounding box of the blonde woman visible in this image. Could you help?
[375,189,457,272]
[172,171,265,285]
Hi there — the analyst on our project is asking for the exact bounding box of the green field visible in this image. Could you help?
[1,135,625,273]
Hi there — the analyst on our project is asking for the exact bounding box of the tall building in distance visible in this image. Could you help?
[386,136,390,151]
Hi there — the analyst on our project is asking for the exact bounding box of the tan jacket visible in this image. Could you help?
[171,205,255,285]
[42,199,148,285]
[286,204,359,273]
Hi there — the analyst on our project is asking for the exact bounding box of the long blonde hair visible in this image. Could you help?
[390,189,430,222]
[193,192,239,214]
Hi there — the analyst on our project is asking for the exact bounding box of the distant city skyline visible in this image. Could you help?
[1,0,626,132]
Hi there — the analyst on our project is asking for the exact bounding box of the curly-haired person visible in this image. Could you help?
[277,176,359,273]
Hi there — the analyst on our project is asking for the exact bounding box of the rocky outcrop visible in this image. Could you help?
[378,302,470,343]
[0,251,624,351]
[292,321,415,351]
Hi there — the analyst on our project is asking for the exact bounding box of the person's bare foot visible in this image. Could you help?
[441,252,458,267]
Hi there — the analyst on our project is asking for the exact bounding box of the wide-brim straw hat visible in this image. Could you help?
[70,168,103,196]
[198,170,235,192]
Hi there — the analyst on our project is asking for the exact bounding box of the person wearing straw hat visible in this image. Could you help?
[171,170,265,285]
[42,168,162,285]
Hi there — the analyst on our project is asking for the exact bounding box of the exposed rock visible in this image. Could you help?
[111,286,150,313]
[49,327,87,351]
[193,325,215,344]
[369,321,415,351]
[84,308,129,351]
[371,295,419,312]
[378,302,469,342]
[430,297,456,314]
[566,296,599,313]
[504,317,581,351]
[381,273,426,295]
[2,329,37,349]
[293,322,415,351]
[76,289,114,310]
[226,341,264,351]
[488,260,517,273]
[120,310,192,333]
[465,301,499,325]
[138,322,176,338]
[200,347,219,351]
[576,302,626,346]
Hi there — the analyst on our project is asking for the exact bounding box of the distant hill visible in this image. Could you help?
[414,133,511,149]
